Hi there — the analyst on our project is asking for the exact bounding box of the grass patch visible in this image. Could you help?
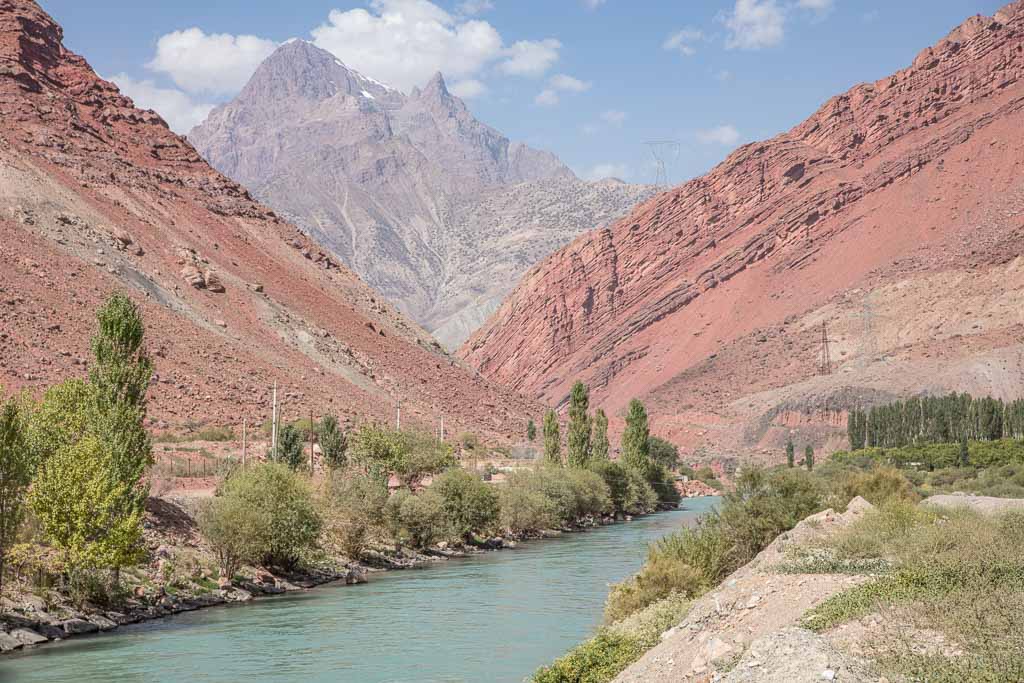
[154,425,235,443]
[796,504,1024,680]
[532,593,691,683]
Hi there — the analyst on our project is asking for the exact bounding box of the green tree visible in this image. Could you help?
[621,399,651,473]
[348,425,454,487]
[649,436,679,470]
[804,445,815,471]
[87,293,153,490]
[23,379,92,469]
[318,415,347,470]
[0,401,32,598]
[527,419,537,442]
[958,435,970,468]
[431,468,499,541]
[566,381,592,468]
[274,423,305,470]
[30,436,145,573]
[198,491,262,581]
[591,409,610,462]
[385,489,448,549]
[543,410,562,466]
[786,439,795,468]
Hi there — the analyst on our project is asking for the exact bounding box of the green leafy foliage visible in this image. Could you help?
[210,463,322,570]
[321,470,388,560]
[349,425,454,487]
[621,399,650,473]
[591,410,610,462]
[29,436,145,572]
[0,400,33,597]
[648,437,679,470]
[543,410,562,466]
[273,423,306,470]
[318,415,348,470]
[385,489,448,549]
[431,468,499,541]
[567,381,592,468]
[527,419,537,442]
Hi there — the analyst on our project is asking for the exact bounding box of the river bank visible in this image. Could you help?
[0,497,698,656]
[0,501,717,682]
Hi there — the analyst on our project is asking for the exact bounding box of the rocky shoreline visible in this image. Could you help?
[0,506,688,656]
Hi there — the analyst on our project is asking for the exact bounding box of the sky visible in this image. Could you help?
[42,0,1009,185]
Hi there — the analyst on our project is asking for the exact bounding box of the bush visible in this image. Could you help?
[431,468,499,541]
[385,489,448,549]
[499,478,558,535]
[829,465,919,509]
[533,632,644,683]
[208,463,321,570]
[590,461,630,515]
[646,463,681,506]
[198,492,263,580]
[624,467,658,515]
[321,471,388,560]
[606,466,825,623]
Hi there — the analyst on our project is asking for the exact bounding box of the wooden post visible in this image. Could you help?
[242,419,247,469]
[309,410,315,474]
[396,400,401,430]
[440,414,445,442]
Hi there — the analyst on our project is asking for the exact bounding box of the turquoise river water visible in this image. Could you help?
[0,497,717,683]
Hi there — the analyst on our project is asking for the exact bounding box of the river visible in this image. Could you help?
[0,497,718,683]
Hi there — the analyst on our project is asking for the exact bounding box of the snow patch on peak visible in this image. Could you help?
[361,90,375,100]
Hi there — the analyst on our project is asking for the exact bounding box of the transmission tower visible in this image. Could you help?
[818,321,832,376]
[644,140,681,187]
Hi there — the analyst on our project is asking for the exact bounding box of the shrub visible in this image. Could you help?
[830,465,918,509]
[648,437,679,469]
[533,631,644,683]
[273,424,306,470]
[430,468,500,541]
[319,416,347,470]
[385,490,448,549]
[209,463,321,570]
[499,478,558,535]
[198,492,263,580]
[624,467,658,515]
[321,471,388,560]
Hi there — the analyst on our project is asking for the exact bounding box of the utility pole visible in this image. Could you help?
[309,410,315,474]
[271,381,278,459]
[440,414,445,442]
[396,400,401,430]
[242,419,247,469]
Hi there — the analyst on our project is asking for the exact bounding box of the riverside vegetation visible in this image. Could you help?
[533,399,1024,683]
[0,295,687,651]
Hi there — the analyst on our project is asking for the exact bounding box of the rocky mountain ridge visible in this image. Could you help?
[461,1,1024,458]
[0,0,540,442]
[189,40,654,348]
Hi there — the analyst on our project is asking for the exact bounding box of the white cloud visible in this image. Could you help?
[498,38,562,77]
[696,124,741,146]
[146,28,277,95]
[549,73,591,92]
[797,0,833,10]
[450,78,487,98]
[723,0,785,50]
[534,88,559,106]
[109,73,214,133]
[312,0,504,92]
[584,163,629,180]
[457,0,494,15]
[600,109,627,126]
[663,28,704,56]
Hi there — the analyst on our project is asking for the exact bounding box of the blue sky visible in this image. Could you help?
[43,0,1008,184]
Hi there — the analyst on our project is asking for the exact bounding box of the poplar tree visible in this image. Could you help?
[622,399,651,472]
[542,410,562,466]
[804,445,815,471]
[0,401,32,599]
[591,409,610,461]
[786,439,795,468]
[319,415,347,469]
[566,381,592,468]
[526,419,537,442]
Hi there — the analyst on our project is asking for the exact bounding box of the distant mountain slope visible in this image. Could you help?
[189,41,653,348]
[0,0,539,442]
[461,1,1024,458]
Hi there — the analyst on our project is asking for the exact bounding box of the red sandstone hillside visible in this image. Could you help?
[462,1,1024,459]
[0,0,540,442]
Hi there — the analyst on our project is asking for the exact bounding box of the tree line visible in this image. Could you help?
[847,393,1024,450]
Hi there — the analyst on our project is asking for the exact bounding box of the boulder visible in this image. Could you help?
[203,270,225,293]
[88,614,118,631]
[10,628,48,646]
[62,618,99,635]
[0,632,23,652]
[181,264,205,288]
